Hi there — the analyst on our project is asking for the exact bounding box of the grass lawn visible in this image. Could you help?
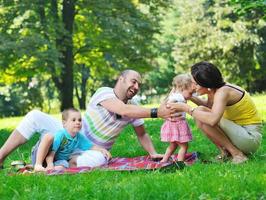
[0,95,265,199]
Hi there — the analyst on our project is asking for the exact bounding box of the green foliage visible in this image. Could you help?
[0,82,43,117]
[144,0,266,95]
[0,0,170,112]
[229,0,266,20]
[0,0,265,114]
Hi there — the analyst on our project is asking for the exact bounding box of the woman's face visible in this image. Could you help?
[191,77,208,95]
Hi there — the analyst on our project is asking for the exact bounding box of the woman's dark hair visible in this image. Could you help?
[191,61,225,88]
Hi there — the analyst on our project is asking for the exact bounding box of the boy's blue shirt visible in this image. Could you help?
[52,129,93,161]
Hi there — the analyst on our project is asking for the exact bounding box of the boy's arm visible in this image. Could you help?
[90,145,112,161]
[34,134,54,172]
[45,151,56,170]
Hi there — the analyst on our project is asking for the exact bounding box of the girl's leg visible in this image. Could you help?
[194,106,247,162]
[177,142,188,161]
[161,142,178,162]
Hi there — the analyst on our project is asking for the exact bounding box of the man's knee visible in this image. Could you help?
[26,110,43,119]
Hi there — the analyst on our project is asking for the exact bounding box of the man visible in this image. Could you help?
[0,69,171,168]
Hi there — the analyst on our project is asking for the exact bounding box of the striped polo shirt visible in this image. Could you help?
[81,87,144,150]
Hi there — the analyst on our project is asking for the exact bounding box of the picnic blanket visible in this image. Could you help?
[18,152,198,175]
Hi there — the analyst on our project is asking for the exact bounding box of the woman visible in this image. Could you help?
[168,61,262,164]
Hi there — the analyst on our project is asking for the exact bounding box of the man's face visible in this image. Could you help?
[63,111,82,136]
[122,72,141,99]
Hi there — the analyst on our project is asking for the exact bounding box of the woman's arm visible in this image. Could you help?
[189,95,209,107]
[169,89,229,126]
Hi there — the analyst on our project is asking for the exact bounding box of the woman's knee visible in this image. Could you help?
[193,106,212,129]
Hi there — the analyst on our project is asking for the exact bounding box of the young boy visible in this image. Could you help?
[33,108,111,172]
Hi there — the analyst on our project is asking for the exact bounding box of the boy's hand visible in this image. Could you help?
[45,163,54,171]
[34,164,45,172]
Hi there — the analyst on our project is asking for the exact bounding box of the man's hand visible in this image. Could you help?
[98,148,112,161]
[157,103,171,119]
[149,153,164,161]
[92,146,112,161]
[167,102,188,114]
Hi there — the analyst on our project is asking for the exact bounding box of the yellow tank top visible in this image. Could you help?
[223,91,262,125]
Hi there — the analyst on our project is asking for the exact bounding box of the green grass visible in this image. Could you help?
[0,95,265,199]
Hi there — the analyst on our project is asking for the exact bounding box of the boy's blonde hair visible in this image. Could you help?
[172,73,192,92]
[62,108,80,121]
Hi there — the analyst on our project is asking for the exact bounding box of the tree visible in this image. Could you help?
[0,0,170,113]
[150,0,265,92]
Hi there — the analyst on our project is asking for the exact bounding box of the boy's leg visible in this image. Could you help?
[69,156,78,168]
[53,160,69,170]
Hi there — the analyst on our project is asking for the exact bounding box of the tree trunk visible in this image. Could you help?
[59,0,75,110]
[75,64,90,110]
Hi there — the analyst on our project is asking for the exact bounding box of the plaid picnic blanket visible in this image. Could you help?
[17,152,198,175]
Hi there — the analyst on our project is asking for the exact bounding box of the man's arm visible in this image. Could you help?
[133,125,163,159]
[100,98,171,119]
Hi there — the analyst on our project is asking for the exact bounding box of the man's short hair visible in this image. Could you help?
[119,69,139,78]
[62,108,80,121]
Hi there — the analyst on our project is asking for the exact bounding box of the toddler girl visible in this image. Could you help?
[161,74,193,162]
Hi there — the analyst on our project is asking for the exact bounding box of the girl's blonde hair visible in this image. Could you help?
[172,73,192,92]
[164,73,192,102]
